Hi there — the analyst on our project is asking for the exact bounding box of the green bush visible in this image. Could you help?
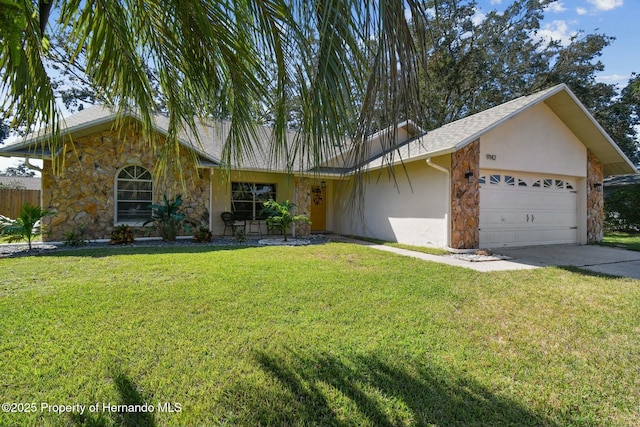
[605,184,640,231]
[110,224,135,245]
[63,224,87,246]
[260,199,310,242]
[193,226,213,243]
[0,203,55,250]
[144,195,194,241]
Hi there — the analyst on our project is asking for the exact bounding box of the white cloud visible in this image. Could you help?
[586,0,624,11]
[472,9,487,26]
[536,20,576,46]
[596,73,631,84]
[489,0,502,4]
[545,1,568,13]
[576,7,588,15]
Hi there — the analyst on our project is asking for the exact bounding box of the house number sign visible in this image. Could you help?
[486,154,497,160]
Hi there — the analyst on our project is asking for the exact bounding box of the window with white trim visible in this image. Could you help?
[231,182,276,220]
[116,166,153,223]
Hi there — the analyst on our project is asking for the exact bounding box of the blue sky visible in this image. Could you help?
[475,0,638,86]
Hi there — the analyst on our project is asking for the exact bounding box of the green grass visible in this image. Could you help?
[0,234,42,244]
[350,235,449,255]
[601,231,640,251]
[1,243,639,426]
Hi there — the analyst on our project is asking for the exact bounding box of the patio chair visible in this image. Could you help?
[221,212,245,236]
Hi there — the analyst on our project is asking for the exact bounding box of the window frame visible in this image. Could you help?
[114,165,153,225]
[231,182,277,220]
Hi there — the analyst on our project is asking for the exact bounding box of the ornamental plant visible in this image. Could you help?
[260,199,310,242]
[0,202,55,250]
[110,224,135,245]
[193,226,213,243]
[144,195,194,241]
[63,224,87,246]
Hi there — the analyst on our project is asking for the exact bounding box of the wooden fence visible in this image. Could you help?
[0,189,41,218]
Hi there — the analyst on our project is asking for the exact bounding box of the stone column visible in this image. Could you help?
[294,177,311,237]
[450,140,480,249]
[587,150,604,243]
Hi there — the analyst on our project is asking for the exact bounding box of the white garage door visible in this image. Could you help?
[479,171,579,247]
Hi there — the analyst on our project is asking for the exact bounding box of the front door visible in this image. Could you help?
[310,185,326,232]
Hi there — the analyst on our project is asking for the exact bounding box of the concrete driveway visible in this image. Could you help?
[331,235,640,278]
[496,244,640,279]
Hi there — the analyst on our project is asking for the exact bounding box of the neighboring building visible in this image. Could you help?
[1,84,636,248]
[603,174,640,196]
[0,176,41,190]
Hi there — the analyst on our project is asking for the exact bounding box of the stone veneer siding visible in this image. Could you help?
[42,126,210,241]
[586,149,604,243]
[450,140,480,249]
[293,177,312,237]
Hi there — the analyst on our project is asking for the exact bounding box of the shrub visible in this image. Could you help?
[144,195,194,241]
[0,203,56,250]
[605,185,640,231]
[234,227,246,243]
[193,226,213,243]
[260,199,310,241]
[63,224,87,246]
[110,224,135,245]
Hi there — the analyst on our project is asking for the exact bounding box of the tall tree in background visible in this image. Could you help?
[0,163,36,177]
[408,0,638,164]
[0,120,8,144]
[1,0,637,174]
[0,0,434,176]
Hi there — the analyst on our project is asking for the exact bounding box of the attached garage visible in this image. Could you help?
[333,84,636,250]
[4,83,635,248]
[479,171,579,247]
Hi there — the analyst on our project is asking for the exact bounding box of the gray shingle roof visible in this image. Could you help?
[604,173,640,187]
[364,84,636,176]
[0,176,41,190]
[0,106,304,171]
[2,84,635,176]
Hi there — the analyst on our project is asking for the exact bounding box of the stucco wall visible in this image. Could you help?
[42,126,210,241]
[480,103,587,177]
[333,157,450,248]
[209,170,296,235]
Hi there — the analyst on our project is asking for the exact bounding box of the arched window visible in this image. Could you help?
[116,166,153,223]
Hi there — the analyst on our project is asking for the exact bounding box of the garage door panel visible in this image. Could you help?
[516,230,530,242]
[479,170,579,248]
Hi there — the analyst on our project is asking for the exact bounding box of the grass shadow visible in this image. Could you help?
[37,243,263,258]
[68,367,155,427]
[220,349,559,426]
[556,265,626,279]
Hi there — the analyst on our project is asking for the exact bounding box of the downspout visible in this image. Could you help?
[425,158,451,249]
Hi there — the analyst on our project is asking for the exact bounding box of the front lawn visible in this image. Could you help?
[602,231,640,251]
[1,243,638,426]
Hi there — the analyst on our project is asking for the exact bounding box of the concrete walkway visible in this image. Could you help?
[330,235,640,279]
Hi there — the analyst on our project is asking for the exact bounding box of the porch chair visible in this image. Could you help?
[221,212,245,236]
